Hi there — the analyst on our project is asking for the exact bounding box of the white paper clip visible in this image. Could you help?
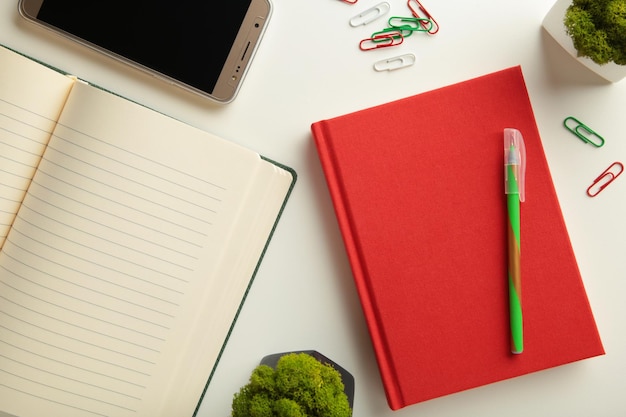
[349,2,391,27]
[373,53,416,71]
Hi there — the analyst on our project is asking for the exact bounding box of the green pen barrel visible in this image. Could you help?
[506,165,523,354]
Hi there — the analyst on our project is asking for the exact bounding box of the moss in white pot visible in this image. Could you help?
[543,0,626,82]
[564,0,626,65]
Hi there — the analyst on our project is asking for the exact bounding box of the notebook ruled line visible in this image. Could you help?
[1,352,143,400]
[4,233,188,295]
[0,282,167,341]
[1,252,179,316]
[0,324,152,377]
[0,97,58,125]
[42,153,218,221]
[0,310,158,365]
[0,384,108,417]
[17,207,197,269]
[26,192,202,249]
[23,196,200,254]
[0,253,180,314]
[1,296,162,352]
[1,339,146,388]
[0,167,34,181]
[54,122,227,194]
[0,376,135,415]
[0,258,174,326]
[0,128,48,158]
[47,138,224,205]
[33,172,210,239]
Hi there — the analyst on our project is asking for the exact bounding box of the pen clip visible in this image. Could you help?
[504,128,526,202]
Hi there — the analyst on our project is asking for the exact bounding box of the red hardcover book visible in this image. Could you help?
[311,66,604,410]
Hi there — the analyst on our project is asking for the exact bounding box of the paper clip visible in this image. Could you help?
[374,53,416,71]
[563,116,605,147]
[407,0,439,34]
[359,31,404,51]
[586,161,623,197]
[339,0,358,4]
[349,2,390,26]
[388,16,433,32]
[371,26,414,40]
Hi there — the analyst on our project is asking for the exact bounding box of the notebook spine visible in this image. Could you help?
[311,121,404,410]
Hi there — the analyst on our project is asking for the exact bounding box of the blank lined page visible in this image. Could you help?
[0,46,75,250]
[0,81,293,416]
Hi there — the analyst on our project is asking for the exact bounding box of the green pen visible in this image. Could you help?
[504,128,526,354]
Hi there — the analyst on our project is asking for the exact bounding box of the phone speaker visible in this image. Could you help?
[241,42,251,61]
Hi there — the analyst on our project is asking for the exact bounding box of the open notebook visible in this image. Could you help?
[0,44,295,417]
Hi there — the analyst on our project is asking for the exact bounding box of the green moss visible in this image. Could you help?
[564,0,626,65]
[232,353,352,417]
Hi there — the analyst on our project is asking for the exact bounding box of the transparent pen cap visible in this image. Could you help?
[504,128,526,202]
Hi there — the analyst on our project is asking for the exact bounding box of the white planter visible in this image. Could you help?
[542,0,626,83]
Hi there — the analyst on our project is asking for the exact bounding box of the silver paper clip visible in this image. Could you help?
[373,53,416,71]
[587,161,623,197]
[350,2,391,26]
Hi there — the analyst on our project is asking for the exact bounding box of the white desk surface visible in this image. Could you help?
[2,1,626,416]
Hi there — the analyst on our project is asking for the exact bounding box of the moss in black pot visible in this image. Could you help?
[231,352,352,417]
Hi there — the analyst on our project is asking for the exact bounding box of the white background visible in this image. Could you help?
[2,0,626,416]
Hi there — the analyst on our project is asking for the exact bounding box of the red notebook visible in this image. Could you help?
[311,66,604,410]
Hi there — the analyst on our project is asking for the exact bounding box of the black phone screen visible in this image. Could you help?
[36,0,252,94]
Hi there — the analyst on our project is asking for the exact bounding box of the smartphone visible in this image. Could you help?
[18,0,272,103]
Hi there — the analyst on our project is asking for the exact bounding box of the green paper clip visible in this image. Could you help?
[563,116,605,147]
[371,26,413,41]
[388,16,433,32]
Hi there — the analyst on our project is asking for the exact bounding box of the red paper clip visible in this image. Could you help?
[407,0,439,34]
[340,0,358,4]
[586,161,623,197]
[359,31,404,51]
